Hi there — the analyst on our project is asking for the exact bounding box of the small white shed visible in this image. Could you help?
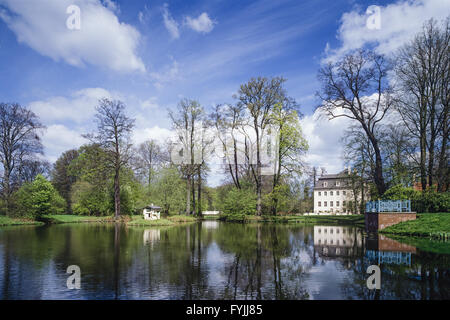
[143,204,162,220]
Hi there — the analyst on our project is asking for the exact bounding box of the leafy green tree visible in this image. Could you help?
[150,166,186,215]
[51,149,79,212]
[83,99,135,219]
[270,102,308,214]
[222,186,257,215]
[13,174,66,219]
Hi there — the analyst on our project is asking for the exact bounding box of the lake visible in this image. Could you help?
[0,221,448,300]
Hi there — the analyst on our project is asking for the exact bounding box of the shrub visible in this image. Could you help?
[13,174,66,219]
[382,184,449,213]
[382,184,420,200]
[222,187,256,215]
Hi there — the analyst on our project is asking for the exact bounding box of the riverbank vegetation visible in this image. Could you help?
[219,213,365,226]
[0,19,448,226]
[380,213,450,239]
[0,216,43,226]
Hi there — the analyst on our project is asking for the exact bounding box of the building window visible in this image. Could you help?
[318,191,321,196]
[336,181,340,186]
[336,201,340,206]
[324,201,327,207]
[330,191,333,196]
[324,191,327,196]
[323,182,328,187]
[343,191,346,196]
[343,200,346,206]
[337,191,340,196]
[330,201,333,207]
[318,201,321,207]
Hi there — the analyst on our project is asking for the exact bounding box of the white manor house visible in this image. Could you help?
[313,168,368,214]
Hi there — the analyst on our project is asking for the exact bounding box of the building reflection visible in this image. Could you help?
[143,229,161,247]
[365,234,416,266]
[313,226,363,258]
[202,220,219,230]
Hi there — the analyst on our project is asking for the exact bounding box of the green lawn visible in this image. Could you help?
[127,214,199,226]
[0,216,43,226]
[127,216,175,226]
[220,214,365,225]
[41,214,113,224]
[380,213,450,239]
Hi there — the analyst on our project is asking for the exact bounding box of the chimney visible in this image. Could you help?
[347,166,351,175]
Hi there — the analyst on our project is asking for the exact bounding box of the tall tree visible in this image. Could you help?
[0,103,44,213]
[83,99,135,219]
[394,18,449,191]
[169,99,204,215]
[269,103,308,214]
[317,49,393,195]
[235,76,288,215]
[134,139,166,186]
[51,149,79,212]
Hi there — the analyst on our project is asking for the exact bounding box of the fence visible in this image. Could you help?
[365,200,411,213]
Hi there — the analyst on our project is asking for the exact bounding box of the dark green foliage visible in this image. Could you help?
[222,187,257,215]
[13,174,66,219]
[382,184,449,213]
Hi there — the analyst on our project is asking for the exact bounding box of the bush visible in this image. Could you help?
[382,184,420,200]
[413,190,450,213]
[13,174,66,219]
[382,184,449,213]
[71,181,111,216]
[222,187,256,215]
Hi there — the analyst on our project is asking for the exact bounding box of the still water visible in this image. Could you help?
[0,221,448,300]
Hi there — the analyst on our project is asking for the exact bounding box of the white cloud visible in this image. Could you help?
[300,109,353,174]
[29,88,114,124]
[101,0,119,13]
[132,126,174,146]
[0,0,145,72]
[162,3,179,39]
[149,59,181,89]
[325,0,450,62]
[185,12,215,34]
[42,124,87,162]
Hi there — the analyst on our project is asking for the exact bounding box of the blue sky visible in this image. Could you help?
[0,0,448,186]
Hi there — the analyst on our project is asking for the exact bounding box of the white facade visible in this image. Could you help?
[313,170,368,214]
[313,188,354,214]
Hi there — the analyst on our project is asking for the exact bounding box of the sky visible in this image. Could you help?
[0,0,449,186]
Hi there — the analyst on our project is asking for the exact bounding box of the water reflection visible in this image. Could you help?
[0,222,448,300]
[314,226,363,258]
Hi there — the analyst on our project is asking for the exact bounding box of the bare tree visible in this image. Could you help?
[169,99,204,215]
[0,103,44,213]
[235,76,288,215]
[134,139,166,186]
[210,103,247,189]
[317,49,393,195]
[394,18,449,191]
[83,99,135,219]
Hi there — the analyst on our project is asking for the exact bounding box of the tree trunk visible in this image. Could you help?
[256,127,262,216]
[369,136,386,196]
[186,175,191,215]
[191,175,196,216]
[114,168,120,219]
[420,131,428,191]
[197,165,202,217]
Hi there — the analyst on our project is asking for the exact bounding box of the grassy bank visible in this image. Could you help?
[41,214,114,224]
[0,216,44,226]
[219,214,365,225]
[126,215,198,227]
[380,213,450,239]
